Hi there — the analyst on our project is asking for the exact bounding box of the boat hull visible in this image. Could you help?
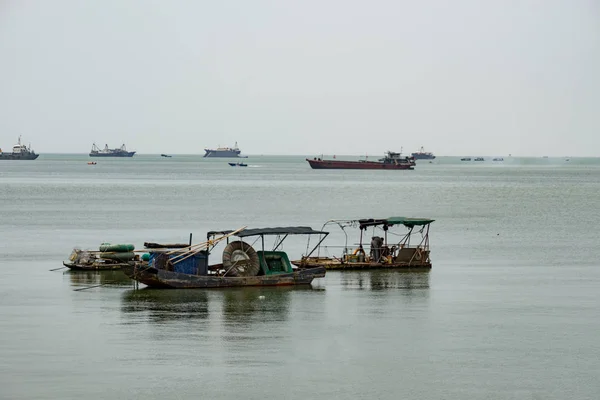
[411,153,436,160]
[90,152,136,157]
[63,261,129,271]
[122,264,326,289]
[306,159,414,170]
[204,149,244,158]
[0,153,39,160]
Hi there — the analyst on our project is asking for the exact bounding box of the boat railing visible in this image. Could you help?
[310,244,427,255]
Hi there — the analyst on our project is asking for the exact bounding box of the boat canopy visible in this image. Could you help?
[385,217,435,227]
[206,230,235,237]
[237,226,328,237]
[358,217,434,229]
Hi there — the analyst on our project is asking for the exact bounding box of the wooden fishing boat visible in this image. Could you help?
[123,226,329,289]
[63,247,141,271]
[292,217,434,270]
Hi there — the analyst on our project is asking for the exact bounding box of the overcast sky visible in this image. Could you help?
[0,0,598,156]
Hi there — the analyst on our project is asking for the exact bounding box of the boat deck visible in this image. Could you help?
[292,258,431,270]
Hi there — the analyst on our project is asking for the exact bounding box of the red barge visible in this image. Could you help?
[306,151,415,170]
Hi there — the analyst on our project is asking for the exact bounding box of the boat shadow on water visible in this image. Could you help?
[337,269,431,291]
[120,286,322,326]
[66,270,134,288]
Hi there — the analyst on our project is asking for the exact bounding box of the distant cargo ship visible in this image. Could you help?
[411,146,435,160]
[0,136,39,160]
[90,143,135,157]
[306,151,415,170]
[204,142,246,158]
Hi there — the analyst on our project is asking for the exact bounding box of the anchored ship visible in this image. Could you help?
[204,142,246,158]
[306,151,416,170]
[411,146,436,160]
[90,143,135,157]
[0,136,39,160]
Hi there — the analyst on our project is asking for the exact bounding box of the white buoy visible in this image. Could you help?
[258,295,265,300]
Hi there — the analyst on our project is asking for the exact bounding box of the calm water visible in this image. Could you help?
[1,155,599,399]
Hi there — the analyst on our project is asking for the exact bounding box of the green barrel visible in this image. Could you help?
[141,253,150,262]
[99,252,136,261]
[99,243,135,252]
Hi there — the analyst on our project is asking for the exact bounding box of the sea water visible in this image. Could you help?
[1,155,599,399]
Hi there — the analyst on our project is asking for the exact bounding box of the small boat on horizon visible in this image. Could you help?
[228,162,248,167]
[0,136,39,160]
[461,157,472,161]
[493,158,504,161]
[90,143,135,157]
[411,146,436,160]
[204,142,247,158]
[160,154,172,158]
[474,157,485,161]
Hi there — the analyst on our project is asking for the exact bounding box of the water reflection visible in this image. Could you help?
[120,286,323,326]
[218,286,319,343]
[66,270,133,287]
[121,289,209,322]
[339,270,430,291]
[220,286,298,325]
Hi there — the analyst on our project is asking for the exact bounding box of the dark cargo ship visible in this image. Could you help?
[306,151,415,170]
[204,142,246,158]
[0,136,39,160]
[411,146,436,160]
[90,143,135,157]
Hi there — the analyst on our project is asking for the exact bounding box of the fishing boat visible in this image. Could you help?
[87,161,97,165]
[306,151,415,170]
[122,227,328,289]
[461,157,472,161]
[292,217,434,270]
[474,157,485,161]
[411,146,436,160]
[160,154,172,158]
[0,136,39,160]
[90,143,135,157]
[63,244,139,271]
[63,242,195,271]
[228,162,248,167]
[492,158,504,161]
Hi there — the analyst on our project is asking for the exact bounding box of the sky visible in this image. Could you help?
[0,0,598,156]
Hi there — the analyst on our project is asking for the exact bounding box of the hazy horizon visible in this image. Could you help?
[1,1,598,156]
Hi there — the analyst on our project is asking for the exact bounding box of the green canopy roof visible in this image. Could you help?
[386,217,434,227]
[357,217,434,229]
